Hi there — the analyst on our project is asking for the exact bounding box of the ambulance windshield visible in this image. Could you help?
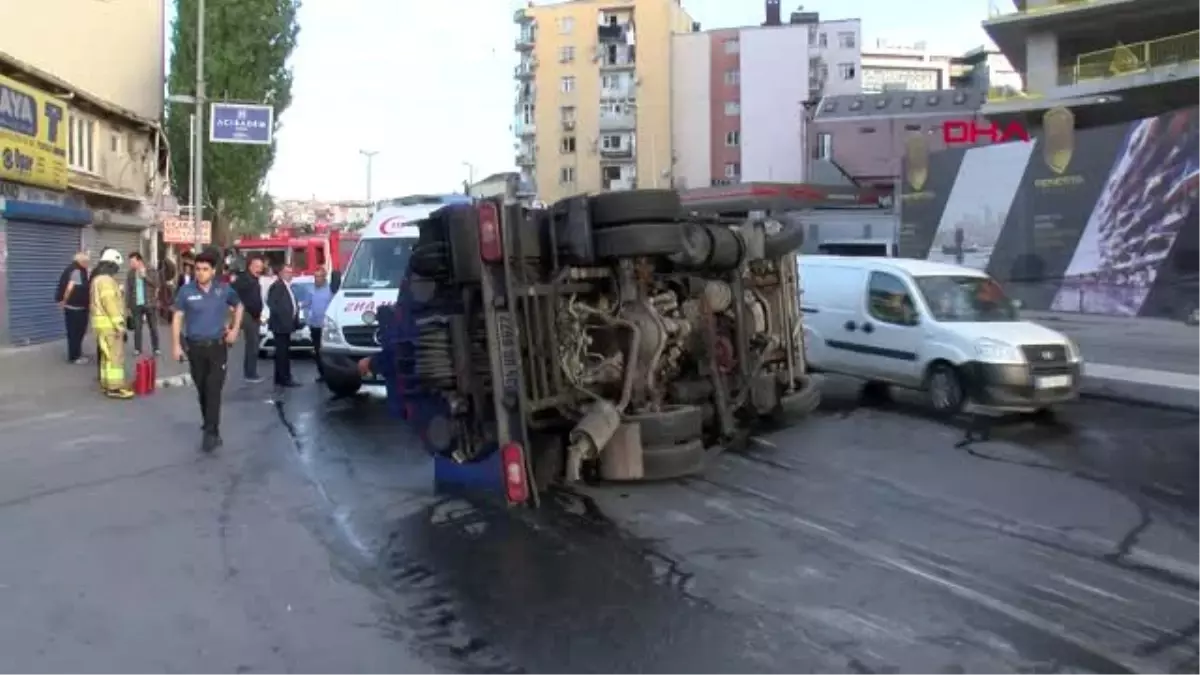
[340,237,415,290]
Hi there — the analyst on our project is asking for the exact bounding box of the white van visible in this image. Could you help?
[318,203,437,396]
[798,256,1082,414]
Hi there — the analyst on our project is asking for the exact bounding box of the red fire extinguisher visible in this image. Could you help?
[147,356,157,394]
[133,358,147,396]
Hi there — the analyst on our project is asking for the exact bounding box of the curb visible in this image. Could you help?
[1080,375,1199,414]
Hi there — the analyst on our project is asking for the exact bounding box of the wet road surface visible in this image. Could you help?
[272,367,1198,673]
[1,361,1195,673]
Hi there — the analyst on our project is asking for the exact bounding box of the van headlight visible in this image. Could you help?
[974,338,1024,363]
[323,314,345,345]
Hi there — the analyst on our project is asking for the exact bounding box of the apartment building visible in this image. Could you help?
[513,0,695,203]
[670,0,863,188]
[981,0,1198,127]
[860,39,956,93]
[0,0,167,345]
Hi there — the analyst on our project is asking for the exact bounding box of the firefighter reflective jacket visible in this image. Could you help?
[90,274,126,332]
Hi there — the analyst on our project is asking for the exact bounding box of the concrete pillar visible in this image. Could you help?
[1025,32,1060,93]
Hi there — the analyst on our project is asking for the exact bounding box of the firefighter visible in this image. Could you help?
[91,248,135,399]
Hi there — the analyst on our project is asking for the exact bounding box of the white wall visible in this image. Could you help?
[670,33,712,189]
[741,27,809,182]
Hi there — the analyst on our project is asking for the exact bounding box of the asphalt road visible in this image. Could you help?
[0,362,1195,673]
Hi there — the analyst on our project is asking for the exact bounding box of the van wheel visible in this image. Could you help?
[626,405,704,447]
[593,223,685,259]
[925,362,965,416]
[589,190,680,227]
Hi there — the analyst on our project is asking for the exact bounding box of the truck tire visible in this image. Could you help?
[642,438,707,480]
[626,405,703,447]
[589,190,680,228]
[594,223,686,259]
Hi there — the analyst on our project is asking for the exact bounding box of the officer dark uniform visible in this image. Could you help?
[172,253,243,452]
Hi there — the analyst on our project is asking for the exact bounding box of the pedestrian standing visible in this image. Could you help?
[56,251,91,364]
[171,251,243,452]
[266,264,301,389]
[125,252,160,356]
[307,266,334,383]
[90,249,134,399]
[231,255,266,383]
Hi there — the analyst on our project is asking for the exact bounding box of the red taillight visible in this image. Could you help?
[501,442,529,505]
[478,202,502,262]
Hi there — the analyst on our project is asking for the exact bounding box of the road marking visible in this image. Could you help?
[1085,363,1199,391]
[1053,574,1130,603]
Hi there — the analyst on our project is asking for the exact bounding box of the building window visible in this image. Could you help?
[559,45,575,63]
[814,132,833,160]
[724,162,741,178]
[560,106,576,123]
[724,101,740,116]
[557,16,574,34]
[724,70,740,86]
[838,63,856,80]
[601,134,624,150]
[724,39,739,54]
[837,31,856,48]
[560,166,576,184]
[520,103,534,124]
[725,130,740,147]
[818,32,828,48]
[68,114,96,173]
[561,136,576,153]
[560,76,576,93]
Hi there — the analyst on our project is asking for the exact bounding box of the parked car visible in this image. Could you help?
[258,275,317,357]
[798,256,1082,415]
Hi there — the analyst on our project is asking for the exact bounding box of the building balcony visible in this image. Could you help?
[598,23,630,43]
[516,84,536,102]
[984,0,1193,72]
[514,120,536,137]
[516,32,535,51]
[598,45,636,70]
[599,113,636,130]
[603,178,636,191]
[515,61,537,79]
[514,8,531,23]
[600,85,636,100]
[516,150,536,166]
[600,146,634,160]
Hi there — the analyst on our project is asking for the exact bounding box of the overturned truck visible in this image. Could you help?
[393,189,820,501]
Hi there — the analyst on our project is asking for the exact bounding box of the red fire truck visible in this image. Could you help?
[232,226,360,275]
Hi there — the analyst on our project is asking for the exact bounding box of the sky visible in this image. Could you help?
[167,0,995,202]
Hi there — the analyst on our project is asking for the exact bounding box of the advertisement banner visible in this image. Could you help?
[209,103,273,145]
[899,105,1200,320]
[0,74,69,190]
[162,217,212,245]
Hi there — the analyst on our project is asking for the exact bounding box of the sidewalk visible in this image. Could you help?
[0,325,252,413]
[1025,310,1199,412]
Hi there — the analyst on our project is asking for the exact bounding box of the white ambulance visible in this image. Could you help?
[319,197,467,396]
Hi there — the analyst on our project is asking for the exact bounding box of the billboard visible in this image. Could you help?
[0,74,68,190]
[900,106,1199,319]
[209,103,273,145]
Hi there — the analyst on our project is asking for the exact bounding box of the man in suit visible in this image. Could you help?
[266,263,301,388]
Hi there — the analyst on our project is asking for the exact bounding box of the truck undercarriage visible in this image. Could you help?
[392,189,820,501]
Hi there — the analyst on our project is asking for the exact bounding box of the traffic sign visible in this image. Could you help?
[209,102,273,145]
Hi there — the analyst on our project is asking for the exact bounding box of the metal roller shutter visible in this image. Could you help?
[91,226,143,262]
[7,220,83,345]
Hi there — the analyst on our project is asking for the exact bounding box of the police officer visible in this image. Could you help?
[171,251,244,452]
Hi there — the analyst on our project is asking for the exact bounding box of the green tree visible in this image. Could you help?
[165,0,300,245]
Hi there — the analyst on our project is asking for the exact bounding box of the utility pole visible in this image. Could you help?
[193,0,207,249]
[359,150,379,208]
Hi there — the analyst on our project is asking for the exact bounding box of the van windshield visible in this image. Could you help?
[914,275,1018,322]
[340,238,415,290]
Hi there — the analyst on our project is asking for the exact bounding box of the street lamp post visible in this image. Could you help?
[193,0,206,249]
[359,149,379,208]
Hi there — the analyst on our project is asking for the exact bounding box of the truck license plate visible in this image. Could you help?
[1035,374,1072,389]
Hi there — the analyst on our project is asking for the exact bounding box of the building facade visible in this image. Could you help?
[0,0,166,346]
[860,40,956,94]
[950,45,1023,95]
[514,0,695,203]
[670,1,862,188]
[982,0,1197,127]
